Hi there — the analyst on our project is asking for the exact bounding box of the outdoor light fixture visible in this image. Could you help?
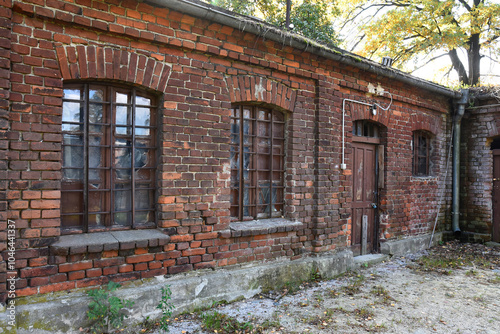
[371,104,377,115]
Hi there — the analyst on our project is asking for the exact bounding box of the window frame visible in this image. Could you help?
[61,82,158,234]
[230,105,286,222]
[413,131,432,177]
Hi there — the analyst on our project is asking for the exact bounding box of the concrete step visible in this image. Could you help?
[353,253,389,269]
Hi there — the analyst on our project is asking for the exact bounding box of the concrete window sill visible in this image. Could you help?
[224,218,304,238]
[50,229,170,255]
[410,175,438,181]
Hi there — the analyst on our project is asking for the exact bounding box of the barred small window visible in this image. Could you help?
[61,83,157,233]
[230,106,285,221]
[413,131,431,176]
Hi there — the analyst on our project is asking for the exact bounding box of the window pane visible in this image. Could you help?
[88,191,107,213]
[89,88,104,102]
[134,147,150,169]
[64,88,81,100]
[89,213,108,227]
[418,157,427,175]
[61,188,83,214]
[115,106,131,126]
[135,107,151,127]
[135,188,154,210]
[89,103,103,124]
[116,91,128,104]
[418,135,427,156]
[114,189,131,212]
[62,102,83,124]
[136,95,151,106]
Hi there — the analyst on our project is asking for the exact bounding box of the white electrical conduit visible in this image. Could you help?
[341,92,393,169]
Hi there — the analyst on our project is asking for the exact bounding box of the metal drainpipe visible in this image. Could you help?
[452,88,469,236]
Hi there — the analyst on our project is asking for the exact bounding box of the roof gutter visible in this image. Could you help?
[147,0,461,100]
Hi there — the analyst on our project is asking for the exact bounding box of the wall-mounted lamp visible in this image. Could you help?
[371,104,377,116]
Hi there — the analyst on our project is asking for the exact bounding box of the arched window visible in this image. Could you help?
[61,83,157,233]
[413,131,432,176]
[230,106,285,221]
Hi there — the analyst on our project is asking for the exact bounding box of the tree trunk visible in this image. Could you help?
[468,33,481,86]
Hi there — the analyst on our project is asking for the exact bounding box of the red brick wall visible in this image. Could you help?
[1,0,452,303]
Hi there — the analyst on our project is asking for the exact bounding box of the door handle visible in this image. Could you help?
[371,203,377,209]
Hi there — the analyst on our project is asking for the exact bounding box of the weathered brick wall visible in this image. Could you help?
[461,97,500,240]
[0,0,12,307]
[1,0,452,303]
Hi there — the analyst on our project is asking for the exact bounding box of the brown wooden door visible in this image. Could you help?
[493,149,500,242]
[352,142,378,255]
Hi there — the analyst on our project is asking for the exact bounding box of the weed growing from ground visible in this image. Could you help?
[201,311,253,333]
[370,285,396,304]
[86,281,134,334]
[342,274,365,295]
[157,285,175,333]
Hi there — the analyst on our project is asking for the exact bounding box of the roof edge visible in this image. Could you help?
[146,0,461,99]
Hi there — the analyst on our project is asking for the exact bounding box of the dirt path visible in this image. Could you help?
[146,242,500,334]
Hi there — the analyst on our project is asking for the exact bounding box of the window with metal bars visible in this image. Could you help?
[61,83,157,233]
[230,106,285,221]
[413,131,431,176]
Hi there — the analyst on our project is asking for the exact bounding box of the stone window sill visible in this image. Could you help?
[50,229,170,255]
[223,218,304,238]
[410,175,438,181]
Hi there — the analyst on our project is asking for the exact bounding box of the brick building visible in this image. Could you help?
[0,0,497,319]
[461,91,500,242]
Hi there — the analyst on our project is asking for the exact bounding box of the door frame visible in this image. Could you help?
[351,135,381,254]
[493,149,500,242]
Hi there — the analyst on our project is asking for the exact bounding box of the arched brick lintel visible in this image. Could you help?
[411,113,442,135]
[226,75,297,112]
[55,45,171,93]
[349,102,390,128]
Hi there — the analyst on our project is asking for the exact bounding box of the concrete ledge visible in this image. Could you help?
[0,250,353,334]
[380,232,443,256]
[50,229,170,255]
[228,219,304,237]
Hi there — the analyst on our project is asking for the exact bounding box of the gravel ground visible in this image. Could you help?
[139,241,500,334]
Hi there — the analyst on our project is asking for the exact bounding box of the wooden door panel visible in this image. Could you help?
[352,142,377,255]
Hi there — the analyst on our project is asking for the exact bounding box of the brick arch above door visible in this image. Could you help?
[348,102,390,128]
[55,45,171,93]
[225,75,297,111]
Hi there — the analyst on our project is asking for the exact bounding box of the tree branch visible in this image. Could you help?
[408,53,449,73]
[457,0,472,12]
